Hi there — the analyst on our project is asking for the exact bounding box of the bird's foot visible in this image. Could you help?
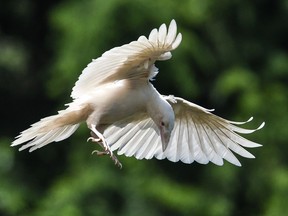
[87,136,122,169]
[87,136,106,150]
[92,149,122,169]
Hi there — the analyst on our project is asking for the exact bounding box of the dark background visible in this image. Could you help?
[1,0,287,215]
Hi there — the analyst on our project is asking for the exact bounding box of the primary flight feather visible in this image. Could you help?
[12,20,264,168]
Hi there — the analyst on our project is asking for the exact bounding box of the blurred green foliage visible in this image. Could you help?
[1,0,287,215]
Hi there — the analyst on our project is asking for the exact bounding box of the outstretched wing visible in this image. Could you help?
[104,113,164,161]
[163,96,264,166]
[71,20,182,99]
[105,96,264,166]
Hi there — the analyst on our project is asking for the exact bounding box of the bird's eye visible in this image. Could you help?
[161,121,165,126]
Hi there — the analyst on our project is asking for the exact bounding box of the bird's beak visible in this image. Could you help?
[160,128,171,151]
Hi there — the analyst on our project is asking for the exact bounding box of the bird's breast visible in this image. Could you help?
[88,80,150,125]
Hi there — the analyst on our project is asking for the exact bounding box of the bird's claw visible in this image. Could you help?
[91,150,108,156]
[88,136,122,169]
[87,136,101,143]
[112,155,123,169]
[87,136,108,151]
[92,150,122,168]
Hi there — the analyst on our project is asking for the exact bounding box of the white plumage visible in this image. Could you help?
[12,20,264,168]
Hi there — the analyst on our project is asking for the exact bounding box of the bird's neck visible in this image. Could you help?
[146,86,172,123]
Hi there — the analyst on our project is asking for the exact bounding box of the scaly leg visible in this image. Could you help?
[87,124,122,168]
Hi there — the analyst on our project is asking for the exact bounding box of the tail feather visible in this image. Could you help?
[12,104,91,151]
[19,125,79,152]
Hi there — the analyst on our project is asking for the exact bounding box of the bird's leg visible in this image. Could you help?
[87,124,122,168]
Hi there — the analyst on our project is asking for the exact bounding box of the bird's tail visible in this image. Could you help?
[11,104,92,152]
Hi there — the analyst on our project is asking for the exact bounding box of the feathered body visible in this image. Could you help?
[12,20,264,167]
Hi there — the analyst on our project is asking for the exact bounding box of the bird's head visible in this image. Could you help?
[158,111,174,151]
[147,94,175,151]
[154,99,175,151]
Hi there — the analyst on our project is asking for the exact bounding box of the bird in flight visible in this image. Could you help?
[12,20,264,168]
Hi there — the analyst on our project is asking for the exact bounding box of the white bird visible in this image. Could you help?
[12,20,264,168]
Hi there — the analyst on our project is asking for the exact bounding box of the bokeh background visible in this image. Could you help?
[1,0,287,215]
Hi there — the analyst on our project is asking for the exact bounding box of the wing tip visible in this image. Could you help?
[171,33,182,50]
[258,121,265,130]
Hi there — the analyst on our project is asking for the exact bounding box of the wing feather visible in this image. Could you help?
[104,114,163,160]
[71,20,182,99]
[189,116,210,164]
[201,123,224,165]
[178,117,192,163]
[165,118,181,162]
[198,116,256,158]
[149,28,158,42]
[104,97,264,166]
[166,96,264,166]
[158,23,167,45]
[103,96,263,166]
[166,20,178,45]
